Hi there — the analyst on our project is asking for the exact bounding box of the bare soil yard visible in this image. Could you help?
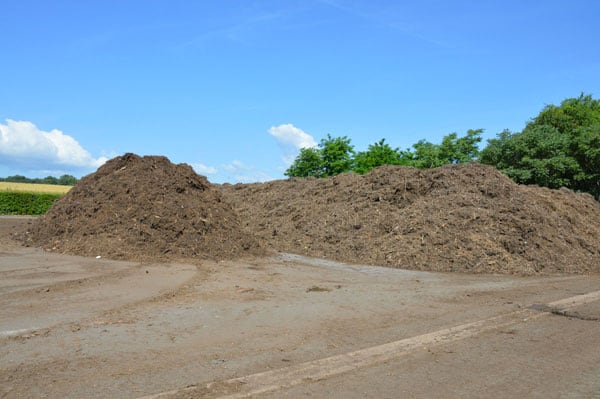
[2,216,600,398]
[4,154,600,398]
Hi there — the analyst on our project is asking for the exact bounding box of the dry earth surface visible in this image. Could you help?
[2,216,600,399]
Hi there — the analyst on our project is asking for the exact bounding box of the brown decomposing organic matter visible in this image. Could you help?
[223,163,600,274]
[24,154,600,274]
[23,153,265,262]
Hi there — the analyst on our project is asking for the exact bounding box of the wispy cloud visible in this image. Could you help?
[268,123,317,165]
[0,119,107,174]
[317,0,451,48]
[193,158,276,184]
[221,160,272,183]
[176,12,284,50]
[191,162,217,176]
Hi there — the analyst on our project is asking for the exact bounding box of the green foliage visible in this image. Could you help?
[57,174,79,185]
[409,140,445,168]
[41,176,59,185]
[529,93,600,135]
[1,174,28,183]
[283,93,599,200]
[572,125,600,198]
[319,134,355,176]
[408,129,483,169]
[353,139,409,174]
[480,93,600,198]
[285,147,324,177]
[0,191,62,215]
[286,130,482,178]
[285,134,354,178]
[480,126,582,188]
[0,174,79,185]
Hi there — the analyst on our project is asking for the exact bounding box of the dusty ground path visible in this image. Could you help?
[1,217,599,398]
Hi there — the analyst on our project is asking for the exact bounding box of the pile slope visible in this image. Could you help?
[23,153,264,261]
[222,163,600,274]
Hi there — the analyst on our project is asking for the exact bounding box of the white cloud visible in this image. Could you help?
[268,123,317,166]
[268,123,317,149]
[222,159,246,173]
[0,119,107,172]
[221,160,272,183]
[191,163,217,175]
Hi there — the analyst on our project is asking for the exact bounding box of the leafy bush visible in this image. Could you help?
[0,191,62,215]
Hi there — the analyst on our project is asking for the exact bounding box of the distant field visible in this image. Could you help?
[0,183,69,215]
[0,182,72,195]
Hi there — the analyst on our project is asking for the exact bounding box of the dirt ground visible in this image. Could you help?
[2,216,600,399]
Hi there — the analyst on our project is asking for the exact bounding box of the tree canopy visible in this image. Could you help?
[286,130,483,177]
[353,139,409,174]
[285,134,354,178]
[284,147,323,178]
[284,93,599,199]
[0,174,79,186]
[408,129,483,169]
[480,93,600,198]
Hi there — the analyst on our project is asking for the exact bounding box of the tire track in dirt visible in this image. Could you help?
[137,289,600,399]
[0,261,199,337]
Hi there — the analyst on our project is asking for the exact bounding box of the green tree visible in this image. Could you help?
[285,134,354,178]
[480,94,600,198]
[441,129,483,163]
[285,147,324,178]
[320,134,355,176]
[0,174,78,185]
[409,129,483,169]
[410,139,444,168]
[572,125,600,198]
[530,93,600,135]
[353,139,408,174]
[480,126,582,188]
[58,174,78,186]
[42,176,59,185]
[3,175,28,183]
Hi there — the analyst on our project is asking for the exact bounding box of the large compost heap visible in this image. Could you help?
[23,153,265,261]
[222,163,600,274]
[24,154,600,274]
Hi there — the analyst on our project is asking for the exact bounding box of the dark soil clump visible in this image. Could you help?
[23,153,265,262]
[222,163,600,274]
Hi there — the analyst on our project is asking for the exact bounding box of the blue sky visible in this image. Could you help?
[1,0,599,183]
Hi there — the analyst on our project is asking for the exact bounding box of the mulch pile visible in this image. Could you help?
[222,163,600,274]
[22,153,265,262]
[22,153,600,274]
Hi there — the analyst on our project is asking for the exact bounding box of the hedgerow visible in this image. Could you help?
[0,192,62,215]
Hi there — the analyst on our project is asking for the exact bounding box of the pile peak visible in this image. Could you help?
[24,153,265,261]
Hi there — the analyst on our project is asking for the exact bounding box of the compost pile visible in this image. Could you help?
[23,153,600,274]
[23,153,264,262]
[222,163,600,274]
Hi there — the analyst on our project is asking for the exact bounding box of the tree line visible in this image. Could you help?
[0,174,79,186]
[286,94,600,200]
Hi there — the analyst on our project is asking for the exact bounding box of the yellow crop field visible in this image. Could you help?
[0,182,72,195]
